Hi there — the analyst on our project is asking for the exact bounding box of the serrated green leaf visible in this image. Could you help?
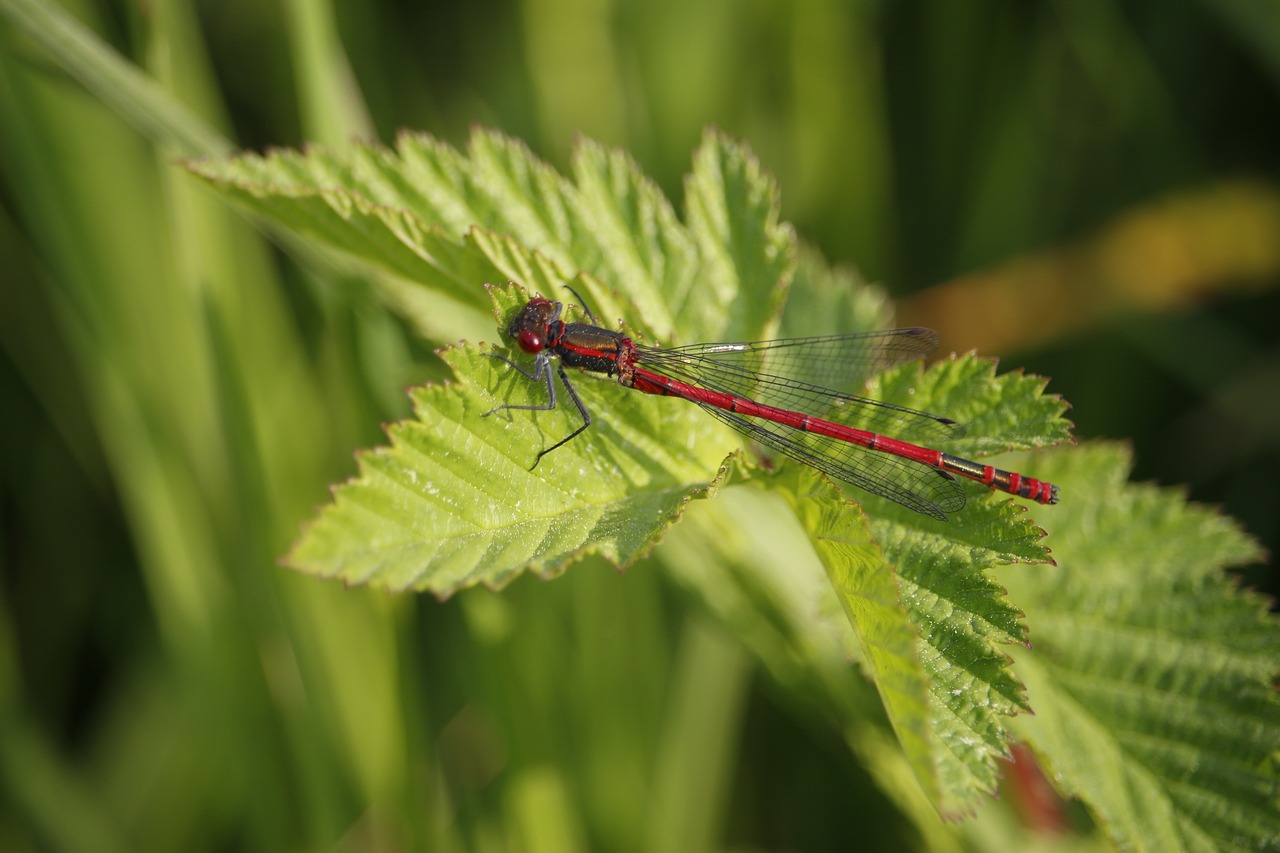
[762,351,1064,815]
[995,443,1280,851]
[285,343,731,594]
[871,351,1074,456]
[684,128,795,341]
[184,127,795,343]
[194,125,1084,819]
[194,127,809,595]
[771,465,939,800]
[567,140,699,339]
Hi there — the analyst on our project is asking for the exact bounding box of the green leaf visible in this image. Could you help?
[195,127,1087,816]
[683,130,795,341]
[184,127,790,342]
[770,466,941,803]
[871,352,1073,456]
[285,334,732,593]
[997,443,1280,850]
[762,351,1066,816]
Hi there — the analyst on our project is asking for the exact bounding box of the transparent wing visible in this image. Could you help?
[654,379,967,519]
[655,327,938,392]
[634,328,967,518]
[637,328,959,443]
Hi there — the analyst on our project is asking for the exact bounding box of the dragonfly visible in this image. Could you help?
[484,292,1059,520]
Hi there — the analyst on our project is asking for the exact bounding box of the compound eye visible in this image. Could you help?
[516,329,544,353]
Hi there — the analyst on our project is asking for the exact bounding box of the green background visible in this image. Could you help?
[1,0,1277,849]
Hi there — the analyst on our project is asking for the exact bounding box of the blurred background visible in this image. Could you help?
[1,0,1277,850]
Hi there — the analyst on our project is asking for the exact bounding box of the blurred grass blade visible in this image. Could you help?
[0,0,228,155]
[281,0,373,146]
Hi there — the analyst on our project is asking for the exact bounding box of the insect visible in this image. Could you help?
[485,292,1058,520]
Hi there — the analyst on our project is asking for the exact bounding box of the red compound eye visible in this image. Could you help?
[516,329,544,353]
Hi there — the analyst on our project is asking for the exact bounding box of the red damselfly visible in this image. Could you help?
[484,292,1059,520]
